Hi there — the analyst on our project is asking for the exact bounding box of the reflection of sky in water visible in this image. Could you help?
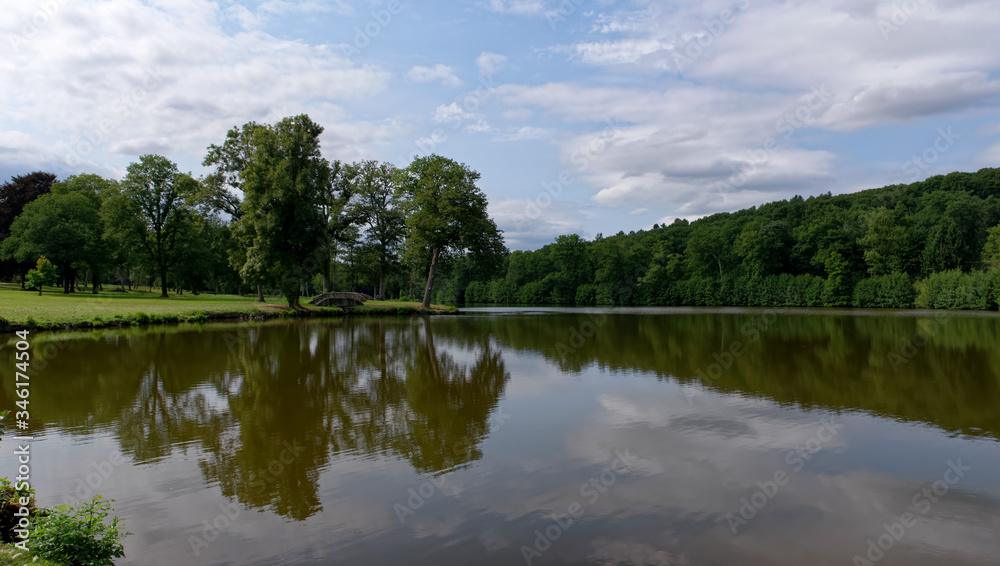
[3,314,999,566]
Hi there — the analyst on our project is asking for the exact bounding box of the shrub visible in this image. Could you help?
[853,272,916,308]
[486,279,518,304]
[575,284,597,305]
[464,281,487,303]
[518,281,549,304]
[29,497,130,566]
[0,478,36,543]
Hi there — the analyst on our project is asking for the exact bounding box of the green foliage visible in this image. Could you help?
[29,497,130,566]
[858,206,908,276]
[822,251,852,306]
[119,155,198,297]
[400,155,506,307]
[853,272,916,308]
[25,256,57,294]
[915,269,1000,310]
[240,115,331,308]
[575,283,598,305]
[984,223,1000,270]
[0,190,104,291]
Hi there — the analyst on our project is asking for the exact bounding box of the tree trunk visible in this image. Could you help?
[20,271,26,290]
[379,275,386,301]
[92,271,99,294]
[257,283,265,302]
[421,247,439,309]
[62,265,71,294]
[160,262,168,298]
[322,248,331,293]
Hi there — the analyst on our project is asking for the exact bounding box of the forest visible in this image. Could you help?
[2,112,999,311]
[0,115,505,309]
[465,168,1000,310]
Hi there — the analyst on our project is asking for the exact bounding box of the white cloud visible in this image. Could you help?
[491,126,551,142]
[433,102,476,124]
[488,198,584,249]
[480,0,546,15]
[0,0,393,178]
[476,52,508,76]
[406,64,462,88]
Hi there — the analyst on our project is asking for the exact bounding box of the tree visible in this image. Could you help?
[0,190,103,294]
[346,160,405,300]
[26,256,57,295]
[984,223,1000,270]
[202,122,258,219]
[0,171,56,285]
[734,218,788,279]
[822,251,852,306]
[685,220,732,278]
[240,115,331,308]
[858,207,907,276]
[203,121,267,300]
[55,175,116,292]
[120,155,197,297]
[400,155,506,308]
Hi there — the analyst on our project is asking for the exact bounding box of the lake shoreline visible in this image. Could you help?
[0,301,458,334]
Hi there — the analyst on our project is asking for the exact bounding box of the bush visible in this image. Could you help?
[29,497,130,566]
[464,281,487,303]
[487,279,518,304]
[0,479,36,543]
[853,273,916,308]
[575,284,598,305]
[518,281,549,304]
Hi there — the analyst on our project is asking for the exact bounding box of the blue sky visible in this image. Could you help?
[2,0,1000,249]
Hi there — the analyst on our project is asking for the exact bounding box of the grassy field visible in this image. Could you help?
[0,283,455,330]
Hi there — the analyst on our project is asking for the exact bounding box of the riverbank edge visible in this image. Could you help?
[0,304,459,334]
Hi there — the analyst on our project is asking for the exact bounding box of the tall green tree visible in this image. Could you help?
[984,223,1000,270]
[0,171,56,285]
[858,207,907,276]
[346,160,405,300]
[0,190,103,293]
[240,115,331,308]
[400,155,506,308]
[203,121,265,300]
[120,155,197,297]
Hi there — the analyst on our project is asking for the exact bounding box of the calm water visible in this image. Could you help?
[3,308,1000,565]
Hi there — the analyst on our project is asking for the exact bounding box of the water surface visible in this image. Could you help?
[3,308,1000,565]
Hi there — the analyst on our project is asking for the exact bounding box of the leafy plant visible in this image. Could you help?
[0,478,37,544]
[29,497,130,566]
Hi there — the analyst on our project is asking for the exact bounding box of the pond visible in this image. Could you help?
[3,308,1000,565]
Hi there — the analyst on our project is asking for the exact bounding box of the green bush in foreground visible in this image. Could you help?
[29,497,130,566]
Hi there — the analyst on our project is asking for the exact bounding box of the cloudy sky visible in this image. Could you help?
[2,0,999,249]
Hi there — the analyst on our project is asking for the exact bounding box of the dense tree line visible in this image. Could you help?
[466,168,1000,310]
[0,115,506,307]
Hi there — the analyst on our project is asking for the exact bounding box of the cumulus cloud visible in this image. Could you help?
[0,0,393,178]
[476,52,508,76]
[406,64,462,88]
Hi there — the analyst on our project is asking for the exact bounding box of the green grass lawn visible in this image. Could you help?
[0,283,272,324]
[0,283,455,328]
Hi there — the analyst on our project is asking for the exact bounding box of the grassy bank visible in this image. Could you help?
[0,284,455,332]
[0,544,59,566]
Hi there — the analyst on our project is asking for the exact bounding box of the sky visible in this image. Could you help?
[2,0,1000,250]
